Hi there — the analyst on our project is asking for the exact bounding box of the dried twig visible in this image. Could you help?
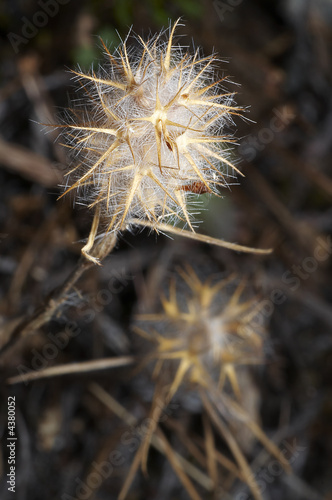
[7,356,135,385]
[0,233,117,356]
[0,136,63,187]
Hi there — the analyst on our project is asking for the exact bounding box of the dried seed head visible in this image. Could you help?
[59,20,242,238]
[133,269,289,500]
[135,266,266,400]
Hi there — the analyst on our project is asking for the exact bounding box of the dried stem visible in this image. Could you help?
[129,219,273,255]
[89,383,213,497]
[7,356,135,385]
[0,232,117,356]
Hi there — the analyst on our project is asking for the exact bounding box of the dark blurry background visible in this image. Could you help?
[0,1,332,499]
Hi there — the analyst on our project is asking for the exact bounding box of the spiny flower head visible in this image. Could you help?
[133,269,289,500]
[59,20,242,242]
[135,266,265,400]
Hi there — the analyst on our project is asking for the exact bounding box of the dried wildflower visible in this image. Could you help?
[133,267,290,500]
[56,20,271,263]
[135,266,265,400]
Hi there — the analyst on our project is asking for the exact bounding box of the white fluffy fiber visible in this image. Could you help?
[62,20,240,233]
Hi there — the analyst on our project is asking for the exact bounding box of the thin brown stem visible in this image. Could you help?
[0,232,117,356]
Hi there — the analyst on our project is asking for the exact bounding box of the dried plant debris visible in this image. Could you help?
[0,3,331,500]
[132,266,289,500]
